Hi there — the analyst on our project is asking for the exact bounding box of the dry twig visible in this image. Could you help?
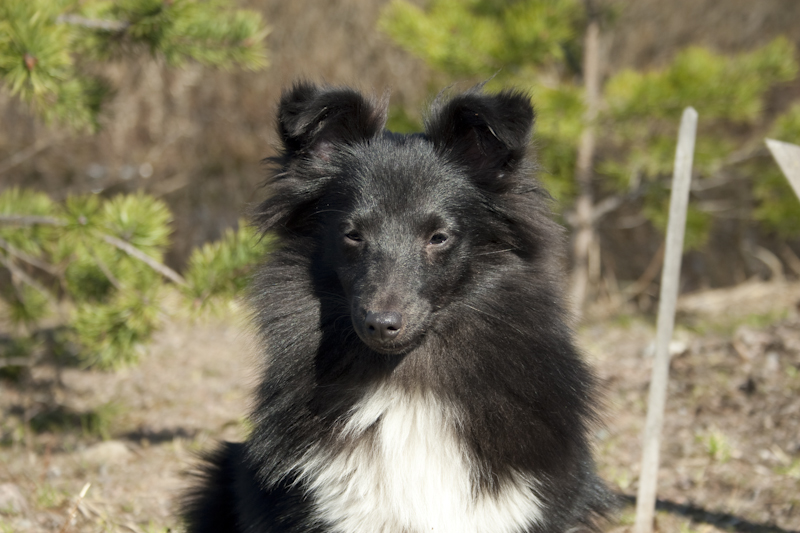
[101,233,187,286]
[58,482,91,533]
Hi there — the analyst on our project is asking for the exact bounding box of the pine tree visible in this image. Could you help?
[0,0,269,369]
[380,0,800,310]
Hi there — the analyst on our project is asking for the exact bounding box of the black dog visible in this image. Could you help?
[182,83,612,532]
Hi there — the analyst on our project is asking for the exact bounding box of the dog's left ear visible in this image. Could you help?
[425,89,534,189]
[256,84,389,236]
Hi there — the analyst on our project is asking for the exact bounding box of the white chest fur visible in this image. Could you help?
[292,385,544,533]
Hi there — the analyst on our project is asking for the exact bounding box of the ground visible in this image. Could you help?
[1,281,799,533]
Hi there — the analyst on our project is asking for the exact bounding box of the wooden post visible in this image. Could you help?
[634,107,698,533]
[765,138,800,201]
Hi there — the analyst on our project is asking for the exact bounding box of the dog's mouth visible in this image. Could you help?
[359,335,421,356]
[351,308,425,355]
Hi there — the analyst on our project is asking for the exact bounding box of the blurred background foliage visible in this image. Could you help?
[1,0,800,368]
[380,0,799,252]
[380,0,800,305]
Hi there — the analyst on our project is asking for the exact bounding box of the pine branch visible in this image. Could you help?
[100,233,187,286]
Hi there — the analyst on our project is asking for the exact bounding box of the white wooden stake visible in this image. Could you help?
[765,138,800,201]
[634,107,698,533]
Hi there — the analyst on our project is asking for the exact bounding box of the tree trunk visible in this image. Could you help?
[569,7,601,319]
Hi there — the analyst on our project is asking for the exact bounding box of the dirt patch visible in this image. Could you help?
[1,282,800,532]
[0,317,256,532]
[593,281,800,533]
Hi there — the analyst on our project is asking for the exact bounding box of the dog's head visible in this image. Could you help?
[257,83,553,355]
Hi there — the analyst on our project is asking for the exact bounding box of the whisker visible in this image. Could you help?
[313,209,350,216]
[316,290,349,302]
[475,248,517,256]
[461,303,525,336]
[333,314,352,331]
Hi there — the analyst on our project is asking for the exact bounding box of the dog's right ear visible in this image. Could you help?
[256,84,387,237]
[277,82,387,161]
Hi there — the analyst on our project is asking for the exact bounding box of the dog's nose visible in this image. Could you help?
[364,311,403,341]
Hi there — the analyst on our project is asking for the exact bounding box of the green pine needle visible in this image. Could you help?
[183,220,272,311]
[0,0,268,130]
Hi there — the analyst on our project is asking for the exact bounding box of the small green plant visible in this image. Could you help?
[236,415,255,439]
[698,427,734,464]
[683,308,789,337]
[777,458,800,479]
[28,403,121,439]
[35,483,67,509]
[617,507,636,526]
[80,401,124,440]
[608,467,633,491]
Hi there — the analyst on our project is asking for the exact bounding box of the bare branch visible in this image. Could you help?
[751,245,785,281]
[591,195,624,224]
[0,236,59,275]
[56,14,129,32]
[101,234,187,286]
[89,249,124,291]
[563,194,625,228]
[0,215,65,226]
[0,357,33,368]
[622,242,665,301]
[724,145,768,167]
[780,244,800,277]
[0,252,55,302]
[0,137,56,175]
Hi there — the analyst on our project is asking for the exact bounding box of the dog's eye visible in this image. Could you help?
[344,231,363,243]
[429,233,449,246]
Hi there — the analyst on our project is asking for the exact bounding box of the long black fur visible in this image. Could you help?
[182,82,613,532]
